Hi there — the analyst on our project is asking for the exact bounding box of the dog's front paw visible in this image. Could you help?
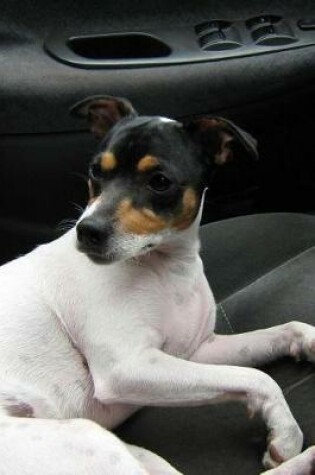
[247,372,303,470]
[262,422,303,470]
[289,321,315,363]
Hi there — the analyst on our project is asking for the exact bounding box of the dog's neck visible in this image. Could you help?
[154,213,201,260]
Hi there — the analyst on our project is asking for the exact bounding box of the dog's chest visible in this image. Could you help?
[157,261,216,358]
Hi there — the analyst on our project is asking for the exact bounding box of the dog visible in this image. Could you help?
[0,95,315,475]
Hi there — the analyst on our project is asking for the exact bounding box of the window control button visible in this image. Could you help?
[195,21,220,35]
[252,25,275,42]
[251,25,297,46]
[195,20,231,36]
[200,33,241,51]
[246,15,281,30]
[199,30,226,47]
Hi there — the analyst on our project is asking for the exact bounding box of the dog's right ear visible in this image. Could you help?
[69,95,137,139]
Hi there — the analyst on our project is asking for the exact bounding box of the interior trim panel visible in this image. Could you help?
[45,16,315,69]
[1,0,315,135]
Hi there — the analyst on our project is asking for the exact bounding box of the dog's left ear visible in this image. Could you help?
[70,95,137,139]
[184,117,258,165]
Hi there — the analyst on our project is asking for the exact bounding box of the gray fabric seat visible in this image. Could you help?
[116,213,315,475]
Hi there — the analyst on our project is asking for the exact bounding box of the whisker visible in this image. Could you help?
[70,202,85,215]
[57,218,77,232]
[70,172,90,184]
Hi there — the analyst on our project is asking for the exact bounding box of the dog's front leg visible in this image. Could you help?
[190,321,315,367]
[95,349,302,470]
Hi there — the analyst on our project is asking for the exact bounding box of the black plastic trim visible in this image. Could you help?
[44,16,315,69]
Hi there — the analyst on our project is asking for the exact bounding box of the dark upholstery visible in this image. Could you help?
[116,213,315,475]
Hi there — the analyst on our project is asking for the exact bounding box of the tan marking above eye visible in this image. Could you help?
[137,155,159,172]
[116,199,168,235]
[101,152,117,171]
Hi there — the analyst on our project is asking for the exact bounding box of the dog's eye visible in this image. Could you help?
[89,163,103,180]
[148,173,172,192]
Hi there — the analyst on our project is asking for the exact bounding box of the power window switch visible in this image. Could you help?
[200,30,226,47]
[252,25,275,42]
[252,24,297,46]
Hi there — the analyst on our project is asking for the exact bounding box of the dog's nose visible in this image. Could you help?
[76,219,110,249]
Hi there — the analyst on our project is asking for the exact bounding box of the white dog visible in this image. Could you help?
[0,95,314,474]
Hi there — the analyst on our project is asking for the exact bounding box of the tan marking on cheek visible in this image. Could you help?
[173,188,198,230]
[116,199,168,235]
[101,152,117,171]
[137,155,159,172]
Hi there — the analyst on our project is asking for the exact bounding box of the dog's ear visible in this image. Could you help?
[70,95,137,139]
[184,117,258,165]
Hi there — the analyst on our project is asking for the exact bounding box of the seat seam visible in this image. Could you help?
[283,372,315,396]
[219,245,315,305]
[217,303,235,334]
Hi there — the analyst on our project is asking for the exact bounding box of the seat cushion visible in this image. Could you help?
[116,213,315,475]
[200,212,315,304]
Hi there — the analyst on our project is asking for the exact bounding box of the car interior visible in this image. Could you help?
[1,0,315,473]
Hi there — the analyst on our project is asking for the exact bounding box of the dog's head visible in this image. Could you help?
[71,95,257,263]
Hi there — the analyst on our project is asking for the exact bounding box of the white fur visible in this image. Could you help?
[0,196,315,474]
